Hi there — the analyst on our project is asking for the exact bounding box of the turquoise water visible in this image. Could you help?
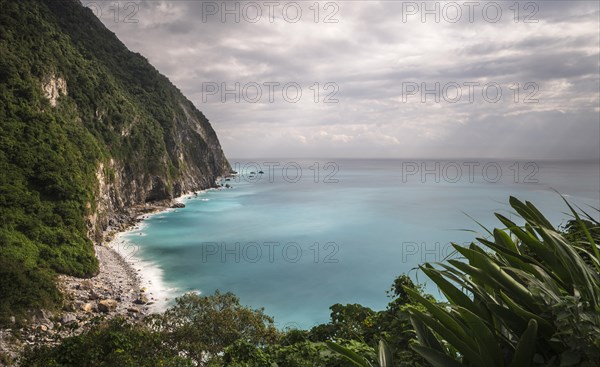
[124,159,600,329]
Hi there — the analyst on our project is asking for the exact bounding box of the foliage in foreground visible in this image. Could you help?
[21,280,429,367]
[20,318,192,367]
[331,197,600,367]
[410,197,599,366]
[21,198,600,367]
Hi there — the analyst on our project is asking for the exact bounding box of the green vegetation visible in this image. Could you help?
[0,0,227,323]
[20,285,422,367]
[1,0,598,365]
[21,318,193,367]
[19,198,600,366]
[329,197,600,367]
[403,197,600,366]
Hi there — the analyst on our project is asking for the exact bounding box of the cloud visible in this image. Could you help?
[81,0,600,159]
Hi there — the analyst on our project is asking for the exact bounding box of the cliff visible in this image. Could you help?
[0,0,230,322]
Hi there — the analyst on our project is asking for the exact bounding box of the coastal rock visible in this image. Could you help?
[79,280,94,290]
[89,289,100,300]
[98,299,118,313]
[33,309,52,325]
[81,303,95,313]
[171,202,186,209]
[134,293,149,305]
[60,314,77,325]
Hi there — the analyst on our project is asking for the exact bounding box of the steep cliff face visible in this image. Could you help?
[0,0,230,319]
[39,0,231,239]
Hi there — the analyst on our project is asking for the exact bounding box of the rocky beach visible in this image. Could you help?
[0,199,188,365]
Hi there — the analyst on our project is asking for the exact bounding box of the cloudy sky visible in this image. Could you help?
[82,0,599,159]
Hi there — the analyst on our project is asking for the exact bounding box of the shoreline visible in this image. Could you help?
[101,188,214,313]
[0,186,223,364]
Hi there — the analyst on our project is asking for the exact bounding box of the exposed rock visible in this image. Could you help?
[171,202,186,209]
[61,314,77,325]
[81,303,95,313]
[42,75,67,107]
[80,280,94,290]
[98,299,118,313]
[133,293,148,305]
[89,289,100,300]
[33,309,52,325]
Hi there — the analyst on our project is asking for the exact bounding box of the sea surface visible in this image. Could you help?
[122,159,600,329]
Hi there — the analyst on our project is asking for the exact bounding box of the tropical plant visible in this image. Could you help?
[326,339,393,367]
[405,197,600,366]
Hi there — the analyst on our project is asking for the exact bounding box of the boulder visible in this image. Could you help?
[133,293,149,305]
[80,280,94,290]
[81,303,95,313]
[88,289,100,300]
[98,299,118,313]
[61,314,77,325]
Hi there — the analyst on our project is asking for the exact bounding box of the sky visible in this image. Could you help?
[81,0,600,159]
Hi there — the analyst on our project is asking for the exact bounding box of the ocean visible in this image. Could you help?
[120,159,600,329]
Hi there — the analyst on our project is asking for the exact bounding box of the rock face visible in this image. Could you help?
[42,75,67,107]
[36,0,232,243]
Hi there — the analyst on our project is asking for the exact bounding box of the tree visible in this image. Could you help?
[21,318,192,367]
[149,291,279,366]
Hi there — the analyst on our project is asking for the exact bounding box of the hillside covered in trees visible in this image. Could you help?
[0,0,230,323]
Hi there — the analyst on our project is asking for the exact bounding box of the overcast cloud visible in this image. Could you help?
[81,0,600,159]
